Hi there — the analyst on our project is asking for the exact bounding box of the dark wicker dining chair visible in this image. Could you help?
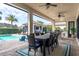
[41,33,44,35]
[45,34,54,55]
[27,33,41,56]
[54,33,59,46]
[35,32,40,36]
[50,33,56,48]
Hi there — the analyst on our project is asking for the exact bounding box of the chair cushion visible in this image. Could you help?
[20,36,26,41]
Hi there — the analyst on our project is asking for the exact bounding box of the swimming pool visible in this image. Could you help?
[0,35,27,41]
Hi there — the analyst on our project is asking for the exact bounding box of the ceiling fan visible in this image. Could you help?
[40,3,57,9]
[58,12,65,18]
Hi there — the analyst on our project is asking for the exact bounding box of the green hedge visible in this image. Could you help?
[0,28,22,34]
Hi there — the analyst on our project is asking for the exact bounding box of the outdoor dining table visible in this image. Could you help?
[35,33,50,56]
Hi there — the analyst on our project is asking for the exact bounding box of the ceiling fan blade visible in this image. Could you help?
[46,6,49,9]
[39,4,46,7]
[51,4,57,7]
[62,15,65,17]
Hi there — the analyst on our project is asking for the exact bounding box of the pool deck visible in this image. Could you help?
[0,40,28,55]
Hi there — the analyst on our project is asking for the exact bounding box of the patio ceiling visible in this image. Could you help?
[13,3,79,22]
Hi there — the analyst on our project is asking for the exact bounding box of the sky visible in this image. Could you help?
[0,3,28,26]
[0,3,52,27]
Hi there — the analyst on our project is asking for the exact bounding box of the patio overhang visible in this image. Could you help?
[12,3,79,22]
[11,3,55,23]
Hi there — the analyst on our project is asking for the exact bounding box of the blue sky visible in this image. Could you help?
[0,4,52,27]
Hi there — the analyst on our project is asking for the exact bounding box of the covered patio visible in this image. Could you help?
[0,3,79,56]
[12,3,78,38]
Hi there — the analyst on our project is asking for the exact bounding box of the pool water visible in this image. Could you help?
[0,35,27,41]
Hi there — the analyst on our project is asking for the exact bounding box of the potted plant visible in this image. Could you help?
[70,27,76,38]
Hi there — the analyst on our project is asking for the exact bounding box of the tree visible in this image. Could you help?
[6,15,18,25]
[0,11,2,20]
[70,27,76,35]
[0,17,1,20]
[55,27,61,30]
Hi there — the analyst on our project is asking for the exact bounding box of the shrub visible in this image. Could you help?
[0,28,22,34]
[70,27,76,35]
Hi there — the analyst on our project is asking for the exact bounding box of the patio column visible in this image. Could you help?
[28,11,33,35]
[66,21,68,37]
[52,21,55,31]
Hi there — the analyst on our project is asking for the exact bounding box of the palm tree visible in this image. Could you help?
[6,15,17,25]
[0,16,1,20]
[0,11,2,20]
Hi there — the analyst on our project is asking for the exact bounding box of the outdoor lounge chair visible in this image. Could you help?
[20,36,26,41]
